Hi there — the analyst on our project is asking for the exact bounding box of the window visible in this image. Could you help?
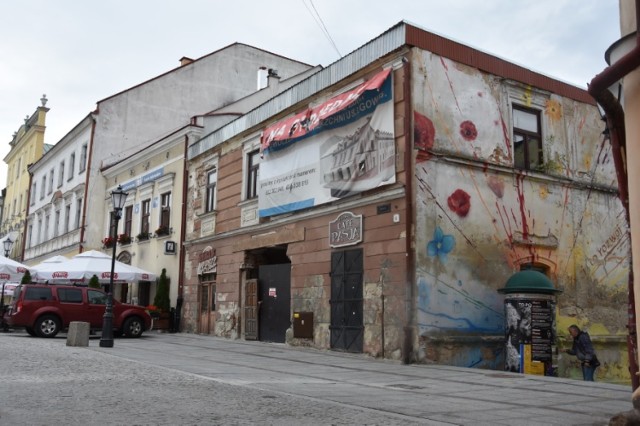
[37,218,42,245]
[30,183,36,206]
[246,150,260,199]
[160,192,171,228]
[16,158,21,179]
[58,161,65,187]
[79,144,88,173]
[75,198,82,229]
[58,288,83,303]
[206,167,217,212]
[25,287,52,301]
[40,176,46,199]
[48,169,54,194]
[44,214,50,240]
[54,210,60,237]
[88,290,107,305]
[124,205,133,237]
[64,205,71,234]
[513,106,542,170]
[141,199,150,234]
[69,153,75,179]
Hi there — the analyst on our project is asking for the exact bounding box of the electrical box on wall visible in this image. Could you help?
[292,312,314,339]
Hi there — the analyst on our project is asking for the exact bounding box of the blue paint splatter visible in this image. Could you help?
[427,226,455,263]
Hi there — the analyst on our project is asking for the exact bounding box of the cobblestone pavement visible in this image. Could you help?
[0,331,634,426]
[0,332,436,425]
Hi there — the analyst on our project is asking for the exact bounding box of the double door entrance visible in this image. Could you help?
[330,249,363,353]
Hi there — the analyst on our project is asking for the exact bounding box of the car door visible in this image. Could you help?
[86,289,108,328]
[56,287,85,326]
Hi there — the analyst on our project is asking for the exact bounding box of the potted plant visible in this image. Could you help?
[88,274,100,289]
[102,236,115,248]
[118,233,132,245]
[136,232,150,242]
[146,305,161,319]
[153,269,171,329]
[20,269,32,284]
[155,225,170,237]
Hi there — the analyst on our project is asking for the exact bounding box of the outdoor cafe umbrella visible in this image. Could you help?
[0,254,28,283]
[31,250,156,283]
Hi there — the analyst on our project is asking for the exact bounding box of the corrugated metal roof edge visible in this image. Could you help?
[188,20,594,160]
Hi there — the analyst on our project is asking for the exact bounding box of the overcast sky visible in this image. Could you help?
[0,0,620,189]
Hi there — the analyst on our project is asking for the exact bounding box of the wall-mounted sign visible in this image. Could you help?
[196,246,217,275]
[329,211,363,248]
[164,241,177,255]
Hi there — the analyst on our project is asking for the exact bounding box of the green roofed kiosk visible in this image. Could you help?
[498,270,562,376]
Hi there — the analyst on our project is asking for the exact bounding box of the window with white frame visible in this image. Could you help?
[124,205,133,237]
[44,213,50,241]
[69,153,75,180]
[58,161,65,187]
[64,204,71,234]
[48,169,54,194]
[40,176,46,199]
[54,210,60,237]
[141,199,151,235]
[75,198,82,229]
[30,183,36,206]
[27,224,33,249]
[79,144,88,173]
[206,167,217,213]
[159,192,171,229]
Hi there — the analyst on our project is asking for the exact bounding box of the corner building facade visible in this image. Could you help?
[182,22,630,383]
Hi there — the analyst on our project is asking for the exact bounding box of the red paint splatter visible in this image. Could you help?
[515,174,530,240]
[447,189,471,217]
[414,111,435,163]
[487,176,505,198]
[460,120,478,141]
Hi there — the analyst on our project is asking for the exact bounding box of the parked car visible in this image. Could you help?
[4,284,152,338]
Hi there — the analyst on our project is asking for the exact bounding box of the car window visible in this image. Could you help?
[24,287,53,301]
[87,290,107,305]
[58,288,83,303]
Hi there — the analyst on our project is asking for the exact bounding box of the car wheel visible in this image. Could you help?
[25,327,36,337]
[122,317,144,338]
[35,315,60,338]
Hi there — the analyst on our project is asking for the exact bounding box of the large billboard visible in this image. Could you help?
[259,69,395,217]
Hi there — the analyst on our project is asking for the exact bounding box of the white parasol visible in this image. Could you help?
[31,250,156,283]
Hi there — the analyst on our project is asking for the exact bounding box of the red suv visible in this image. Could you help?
[4,284,152,338]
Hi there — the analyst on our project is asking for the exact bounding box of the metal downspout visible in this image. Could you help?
[78,115,97,254]
[587,0,640,390]
[176,133,189,331]
[401,57,416,364]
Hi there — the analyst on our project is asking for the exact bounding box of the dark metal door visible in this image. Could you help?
[244,279,258,340]
[258,264,291,343]
[330,249,363,353]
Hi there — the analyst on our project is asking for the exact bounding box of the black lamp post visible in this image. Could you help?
[1,237,13,332]
[100,185,128,348]
[3,237,13,257]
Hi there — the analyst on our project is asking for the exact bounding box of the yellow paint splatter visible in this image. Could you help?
[539,185,549,200]
[545,99,563,122]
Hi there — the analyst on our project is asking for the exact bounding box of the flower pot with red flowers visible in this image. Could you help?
[155,225,170,237]
[102,236,115,249]
[118,233,132,245]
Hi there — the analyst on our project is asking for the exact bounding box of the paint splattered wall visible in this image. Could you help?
[410,48,630,383]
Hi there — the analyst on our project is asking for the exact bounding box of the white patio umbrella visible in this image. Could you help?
[0,255,28,283]
[32,250,156,283]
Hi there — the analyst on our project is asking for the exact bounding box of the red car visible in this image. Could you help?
[4,284,152,338]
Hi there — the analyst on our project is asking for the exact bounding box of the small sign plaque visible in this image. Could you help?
[329,211,363,248]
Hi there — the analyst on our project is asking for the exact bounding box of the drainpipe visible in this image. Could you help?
[78,115,97,254]
[21,171,33,262]
[587,0,640,391]
[401,56,416,364]
[175,133,190,331]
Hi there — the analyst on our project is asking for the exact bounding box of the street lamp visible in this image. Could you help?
[100,185,128,348]
[3,237,13,257]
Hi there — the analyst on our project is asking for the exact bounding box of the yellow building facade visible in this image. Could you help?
[2,96,50,258]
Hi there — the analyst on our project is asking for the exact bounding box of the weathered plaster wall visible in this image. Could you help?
[411,49,630,383]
